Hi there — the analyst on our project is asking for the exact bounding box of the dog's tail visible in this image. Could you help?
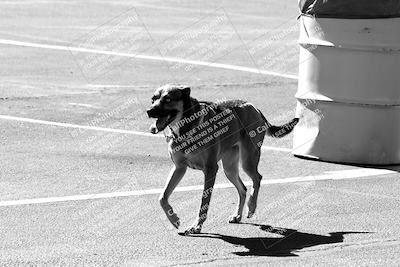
[259,111,299,138]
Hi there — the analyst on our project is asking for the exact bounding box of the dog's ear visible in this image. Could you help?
[179,86,190,98]
[180,86,192,115]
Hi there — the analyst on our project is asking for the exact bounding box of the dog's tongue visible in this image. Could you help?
[150,116,170,134]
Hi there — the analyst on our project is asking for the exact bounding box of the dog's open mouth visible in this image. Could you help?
[150,110,178,134]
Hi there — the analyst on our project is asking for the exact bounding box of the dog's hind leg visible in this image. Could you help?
[241,146,263,218]
[184,164,218,235]
[159,165,187,229]
[222,146,247,223]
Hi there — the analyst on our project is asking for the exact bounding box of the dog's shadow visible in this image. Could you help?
[180,223,370,257]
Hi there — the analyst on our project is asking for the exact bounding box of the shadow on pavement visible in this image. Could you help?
[180,223,370,257]
[294,155,400,173]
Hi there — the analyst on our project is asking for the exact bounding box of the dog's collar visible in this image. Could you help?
[163,102,209,143]
[163,127,178,143]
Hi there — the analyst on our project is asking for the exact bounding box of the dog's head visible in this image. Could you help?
[147,84,191,134]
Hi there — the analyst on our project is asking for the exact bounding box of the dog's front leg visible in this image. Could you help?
[184,165,218,235]
[159,165,187,229]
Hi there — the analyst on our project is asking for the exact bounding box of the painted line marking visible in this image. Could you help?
[0,1,77,5]
[87,84,137,88]
[93,1,275,21]
[261,146,291,152]
[0,114,291,152]
[0,114,159,138]
[0,168,395,207]
[0,30,70,44]
[0,39,298,80]
[68,103,98,108]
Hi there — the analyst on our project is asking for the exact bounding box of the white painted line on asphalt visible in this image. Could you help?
[87,84,138,88]
[0,1,71,5]
[93,1,273,21]
[261,146,291,153]
[68,103,98,108]
[0,39,299,80]
[0,168,395,207]
[0,114,159,138]
[0,114,291,152]
[0,30,70,44]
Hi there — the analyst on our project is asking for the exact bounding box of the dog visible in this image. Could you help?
[147,84,298,235]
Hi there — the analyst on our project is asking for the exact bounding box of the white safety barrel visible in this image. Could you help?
[292,15,400,165]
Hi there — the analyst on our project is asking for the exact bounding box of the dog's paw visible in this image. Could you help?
[166,211,181,229]
[247,211,255,218]
[182,224,202,235]
[228,215,242,224]
[162,205,180,229]
[247,198,257,218]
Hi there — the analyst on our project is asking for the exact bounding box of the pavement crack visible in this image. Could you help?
[164,256,234,267]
